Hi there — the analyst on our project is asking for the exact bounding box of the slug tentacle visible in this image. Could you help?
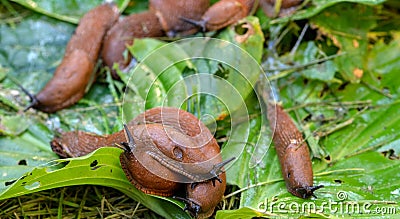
[7,76,38,112]
[179,16,207,32]
[122,124,136,151]
[209,157,235,186]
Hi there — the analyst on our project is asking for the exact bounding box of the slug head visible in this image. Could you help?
[121,124,136,152]
[209,157,235,186]
[293,185,324,199]
[179,17,207,32]
[8,76,39,111]
[119,124,182,196]
[174,196,202,218]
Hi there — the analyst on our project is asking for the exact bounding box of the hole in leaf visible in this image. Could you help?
[90,160,98,168]
[5,180,16,186]
[334,179,343,184]
[234,23,249,35]
[18,159,27,165]
[214,63,229,79]
[324,155,331,161]
[90,160,103,170]
[381,149,399,160]
[356,106,364,111]
[338,82,349,91]
[303,114,312,122]
[24,181,40,190]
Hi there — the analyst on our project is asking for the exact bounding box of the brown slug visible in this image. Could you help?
[51,107,231,215]
[27,3,119,113]
[149,0,210,37]
[267,103,323,198]
[180,171,227,218]
[120,122,232,218]
[100,11,164,77]
[259,0,303,17]
[181,0,255,32]
[101,0,209,77]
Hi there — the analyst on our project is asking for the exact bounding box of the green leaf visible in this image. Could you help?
[221,13,400,217]
[293,41,338,82]
[271,0,386,24]
[0,65,6,81]
[311,3,377,82]
[123,29,264,122]
[0,14,74,94]
[10,0,130,23]
[216,207,266,219]
[179,17,264,120]
[0,114,30,136]
[121,38,190,122]
[0,147,190,219]
[0,123,58,190]
[218,16,265,63]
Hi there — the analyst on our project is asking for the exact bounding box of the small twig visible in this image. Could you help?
[290,23,309,57]
[361,80,393,99]
[316,117,355,138]
[264,53,343,73]
[285,100,372,112]
[343,141,389,160]
[224,178,282,199]
[314,168,365,177]
[131,202,141,217]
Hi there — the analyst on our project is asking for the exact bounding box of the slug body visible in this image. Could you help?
[51,107,229,214]
[149,0,209,37]
[267,103,321,198]
[101,0,209,76]
[184,173,227,219]
[259,0,303,17]
[183,0,255,32]
[126,107,228,216]
[31,3,119,113]
[101,11,164,76]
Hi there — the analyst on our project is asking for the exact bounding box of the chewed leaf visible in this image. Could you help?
[0,147,190,219]
[311,3,376,82]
